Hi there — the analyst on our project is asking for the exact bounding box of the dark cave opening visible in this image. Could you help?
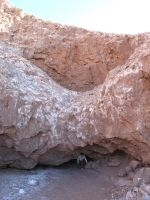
[37,149,129,171]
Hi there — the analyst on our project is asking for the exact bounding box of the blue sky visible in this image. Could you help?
[11,0,150,34]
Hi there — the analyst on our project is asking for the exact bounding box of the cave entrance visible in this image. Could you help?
[59,150,131,171]
[48,150,129,171]
[56,155,93,169]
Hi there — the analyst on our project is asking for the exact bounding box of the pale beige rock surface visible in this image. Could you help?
[0,0,150,169]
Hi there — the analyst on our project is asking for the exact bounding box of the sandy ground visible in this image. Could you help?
[0,155,132,200]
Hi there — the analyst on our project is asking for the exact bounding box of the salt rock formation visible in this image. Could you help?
[0,0,136,92]
[0,0,150,169]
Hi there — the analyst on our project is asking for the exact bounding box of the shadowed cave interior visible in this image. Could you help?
[37,149,130,170]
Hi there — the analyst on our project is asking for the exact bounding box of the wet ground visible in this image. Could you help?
[0,156,132,200]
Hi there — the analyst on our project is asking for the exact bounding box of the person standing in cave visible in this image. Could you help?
[77,153,88,168]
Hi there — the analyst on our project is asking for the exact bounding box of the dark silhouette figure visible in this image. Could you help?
[77,153,87,168]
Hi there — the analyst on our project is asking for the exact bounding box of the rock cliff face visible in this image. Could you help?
[0,0,150,169]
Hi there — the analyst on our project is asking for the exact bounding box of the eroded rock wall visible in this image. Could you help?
[0,41,149,169]
[0,0,136,91]
[0,0,150,169]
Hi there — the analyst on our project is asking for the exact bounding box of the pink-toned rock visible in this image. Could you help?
[0,0,136,91]
[0,0,149,169]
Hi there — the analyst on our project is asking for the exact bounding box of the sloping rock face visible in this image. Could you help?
[0,0,136,91]
[0,0,150,169]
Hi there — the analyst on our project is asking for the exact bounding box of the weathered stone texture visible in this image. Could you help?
[0,0,150,169]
